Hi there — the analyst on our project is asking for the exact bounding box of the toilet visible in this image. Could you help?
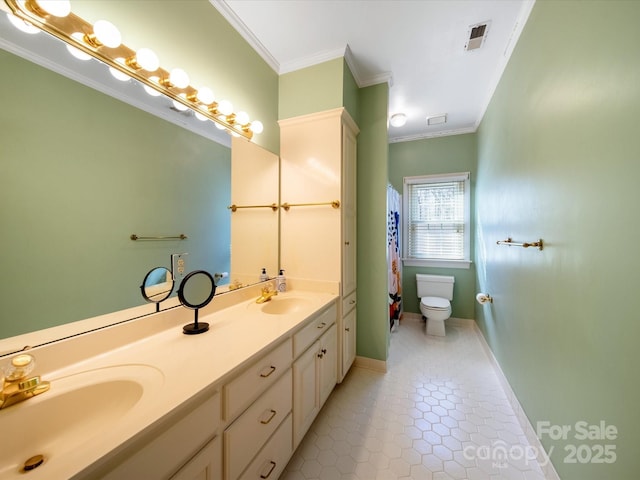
[416,274,455,336]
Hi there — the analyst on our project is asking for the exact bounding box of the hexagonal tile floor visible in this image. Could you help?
[282,315,549,480]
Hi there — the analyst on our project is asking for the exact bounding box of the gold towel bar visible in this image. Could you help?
[281,200,340,211]
[130,234,188,241]
[228,203,279,212]
[496,238,544,250]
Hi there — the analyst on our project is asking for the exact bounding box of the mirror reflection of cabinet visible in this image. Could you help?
[230,138,280,287]
[279,107,359,383]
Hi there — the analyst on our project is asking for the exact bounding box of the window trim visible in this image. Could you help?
[402,172,472,269]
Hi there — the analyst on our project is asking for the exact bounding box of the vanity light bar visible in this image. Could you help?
[4,0,262,140]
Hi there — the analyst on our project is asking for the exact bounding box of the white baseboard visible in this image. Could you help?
[471,322,561,480]
[354,355,387,373]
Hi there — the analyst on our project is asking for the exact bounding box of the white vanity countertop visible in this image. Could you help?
[0,288,338,480]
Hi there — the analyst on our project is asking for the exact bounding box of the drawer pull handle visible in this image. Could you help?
[260,365,276,378]
[317,322,327,329]
[317,352,324,359]
[260,461,277,479]
[260,409,277,424]
[321,348,327,354]
[349,300,356,305]
[345,327,350,332]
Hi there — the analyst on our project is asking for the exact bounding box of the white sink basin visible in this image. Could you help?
[259,297,313,315]
[0,364,164,478]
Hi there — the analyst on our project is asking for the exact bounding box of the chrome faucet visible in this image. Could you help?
[256,284,278,304]
[0,353,50,410]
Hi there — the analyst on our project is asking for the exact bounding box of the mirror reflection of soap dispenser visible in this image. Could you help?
[276,269,286,292]
[260,267,268,282]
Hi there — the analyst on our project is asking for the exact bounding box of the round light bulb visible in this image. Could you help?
[389,113,407,127]
[143,82,162,97]
[109,66,129,81]
[66,32,92,60]
[250,120,264,134]
[169,68,189,89]
[196,87,215,105]
[33,0,71,17]
[215,115,226,129]
[136,48,159,71]
[235,111,250,125]
[67,44,91,60]
[93,20,121,48]
[7,13,40,34]
[172,95,189,111]
[194,112,208,122]
[218,100,233,116]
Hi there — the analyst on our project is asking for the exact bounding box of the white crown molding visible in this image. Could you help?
[389,126,477,144]
[344,45,393,88]
[209,0,280,73]
[279,46,348,74]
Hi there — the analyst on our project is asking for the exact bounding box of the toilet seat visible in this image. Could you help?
[420,296,450,310]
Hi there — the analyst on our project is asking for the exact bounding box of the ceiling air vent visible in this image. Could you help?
[465,21,490,51]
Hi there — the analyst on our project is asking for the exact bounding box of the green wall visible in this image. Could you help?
[278,58,344,120]
[342,59,360,125]
[0,51,230,338]
[475,1,640,478]
[389,134,477,319]
[356,83,390,361]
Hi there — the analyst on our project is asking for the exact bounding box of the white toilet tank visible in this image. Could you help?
[416,274,455,300]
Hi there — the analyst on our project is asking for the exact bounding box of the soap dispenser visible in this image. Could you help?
[276,269,286,292]
[259,267,268,282]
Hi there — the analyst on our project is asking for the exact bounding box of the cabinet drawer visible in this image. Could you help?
[224,338,292,421]
[238,414,292,480]
[101,392,220,480]
[224,369,292,480]
[342,290,357,315]
[293,303,337,358]
[170,435,221,480]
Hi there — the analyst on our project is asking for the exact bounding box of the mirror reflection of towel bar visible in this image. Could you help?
[227,203,278,212]
[281,200,340,211]
[130,234,188,241]
[496,238,543,250]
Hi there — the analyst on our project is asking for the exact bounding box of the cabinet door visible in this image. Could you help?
[319,324,337,407]
[171,436,221,480]
[341,123,357,296]
[342,307,356,377]
[293,340,320,448]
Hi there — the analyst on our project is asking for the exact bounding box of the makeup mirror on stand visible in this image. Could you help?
[178,270,216,335]
[140,267,175,312]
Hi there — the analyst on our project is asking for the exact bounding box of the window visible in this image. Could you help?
[402,172,471,268]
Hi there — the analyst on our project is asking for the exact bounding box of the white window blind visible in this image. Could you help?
[404,173,470,264]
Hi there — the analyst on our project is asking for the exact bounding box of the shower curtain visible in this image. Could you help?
[387,185,402,331]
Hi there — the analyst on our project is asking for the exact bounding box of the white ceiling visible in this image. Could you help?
[213,0,535,142]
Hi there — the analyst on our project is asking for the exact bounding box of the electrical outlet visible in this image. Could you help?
[172,253,188,282]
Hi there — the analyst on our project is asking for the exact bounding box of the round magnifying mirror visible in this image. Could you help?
[178,270,216,335]
[140,267,174,311]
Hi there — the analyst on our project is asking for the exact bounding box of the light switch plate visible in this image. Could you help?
[172,253,188,282]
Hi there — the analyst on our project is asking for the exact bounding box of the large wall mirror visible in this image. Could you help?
[0,12,279,352]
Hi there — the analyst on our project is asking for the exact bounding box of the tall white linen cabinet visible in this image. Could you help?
[279,107,359,383]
